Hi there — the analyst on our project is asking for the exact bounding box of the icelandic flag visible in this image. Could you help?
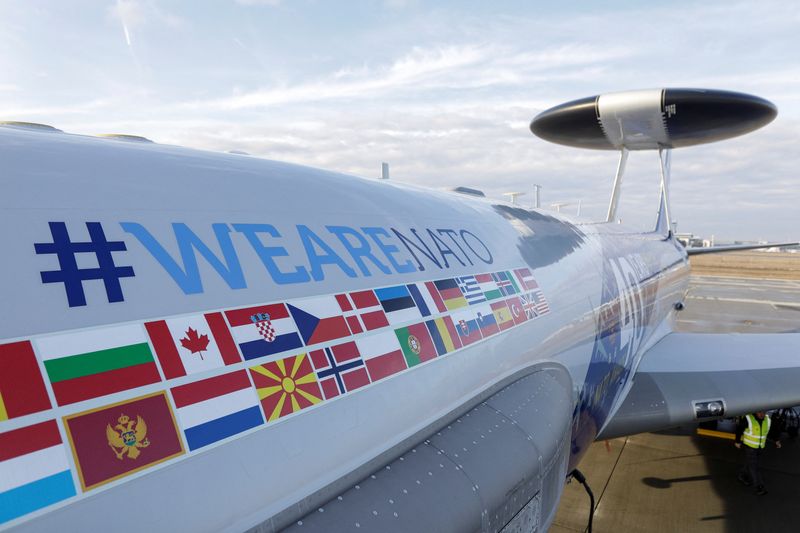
[355,330,407,382]
[309,341,371,400]
[457,275,486,305]
[0,420,76,524]
[146,312,241,379]
[225,303,304,361]
[288,295,352,346]
[492,271,520,296]
[450,307,482,346]
[170,370,264,451]
[334,291,389,334]
[474,303,500,337]
[374,285,421,325]
[514,267,540,291]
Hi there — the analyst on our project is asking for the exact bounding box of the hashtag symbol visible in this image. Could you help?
[34,222,135,307]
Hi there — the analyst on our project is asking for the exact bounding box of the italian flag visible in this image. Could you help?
[35,323,161,406]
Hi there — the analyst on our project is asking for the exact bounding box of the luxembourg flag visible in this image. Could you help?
[170,370,264,451]
[225,303,304,361]
[145,312,241,379]
[1,420,76,524]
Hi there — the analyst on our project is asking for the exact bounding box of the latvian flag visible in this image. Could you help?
[355,330,407,382]
[36,324,161,406]
[287,294,351,346]
[334,290,389,334]
[170,370,264,451]
[0,421,76,524]
[225,303,304,361]
[0,341,51,421]
[457,275,487,305]
[514,268,540,291]
[309,341,371,400]
[146,312,241,379]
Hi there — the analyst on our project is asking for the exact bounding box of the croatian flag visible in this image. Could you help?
[309,341,371,400]
[288,295,351,346]
[334,290,389,334]
[355,330,407,382]
[170,370,264,451]
[0,420,76,524]
[146,312,241,379]
[225,303,304,361]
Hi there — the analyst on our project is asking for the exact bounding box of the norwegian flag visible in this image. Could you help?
[309,341,371,400]
[335,290,390,334]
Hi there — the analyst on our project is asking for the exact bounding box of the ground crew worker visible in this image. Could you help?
[734,411,782,495]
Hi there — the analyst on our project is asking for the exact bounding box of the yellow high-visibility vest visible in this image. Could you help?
[742,414,771,449]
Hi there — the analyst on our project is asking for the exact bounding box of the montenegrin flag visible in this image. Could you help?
[0,420,75,524]
[35,324,161,406]
[0,341,51,421]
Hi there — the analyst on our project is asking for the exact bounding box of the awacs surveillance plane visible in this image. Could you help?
[1,88,798,532]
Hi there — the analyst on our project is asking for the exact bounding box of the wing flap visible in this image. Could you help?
[598,332,800,439]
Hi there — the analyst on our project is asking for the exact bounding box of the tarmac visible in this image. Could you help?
[551,275,800,533]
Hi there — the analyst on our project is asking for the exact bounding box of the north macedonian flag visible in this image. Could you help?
[63,392,184,491]
[250,354,323,422]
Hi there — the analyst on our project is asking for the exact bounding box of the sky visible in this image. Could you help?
[1,0,798,241]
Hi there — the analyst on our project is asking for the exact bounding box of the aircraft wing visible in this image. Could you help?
[685,242,798,255]
[597,332,800,439]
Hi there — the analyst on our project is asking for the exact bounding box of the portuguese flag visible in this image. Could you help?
[36,324,161,406]
[394,322,438,368]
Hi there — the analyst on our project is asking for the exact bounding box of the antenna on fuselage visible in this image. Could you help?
[503,191,526,205]
[529,88,777,235]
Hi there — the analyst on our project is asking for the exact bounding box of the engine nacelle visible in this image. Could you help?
[530,88,776,150]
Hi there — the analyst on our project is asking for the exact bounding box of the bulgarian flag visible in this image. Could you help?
[35,323,161,406]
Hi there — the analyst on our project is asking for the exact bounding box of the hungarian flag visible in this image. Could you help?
[225,303,304,361]
[145,312,241,379]
[475,273,502,301]
[425,316,462,356]
[287,295,351,346]
[355,330,406,382]
[35,323,161,406]
[309,341,371,400]
[0,341,51,421]
[394,322,438,367]
[0,420,76,523]
[334,290,389,334]
[171,370,263,451]
[64,392,184,491]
